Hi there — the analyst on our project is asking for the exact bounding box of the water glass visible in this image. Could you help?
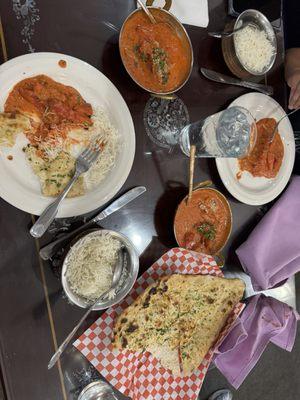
[179,106,256,158]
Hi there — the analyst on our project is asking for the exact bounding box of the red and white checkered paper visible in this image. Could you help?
[74,248,244,400]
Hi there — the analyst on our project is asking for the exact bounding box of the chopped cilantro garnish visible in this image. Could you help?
[196,222,216,241]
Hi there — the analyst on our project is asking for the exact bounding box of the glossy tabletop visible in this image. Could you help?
[0,1,299,399]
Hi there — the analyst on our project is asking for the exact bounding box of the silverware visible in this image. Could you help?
[187,145,196,205]
[269,108,299,142]
[136,0,156,24]
[48,248,125,369]
[208,21,257,38]
[200,68,273,96]
[30,137,105,239]
[39,186,146,260]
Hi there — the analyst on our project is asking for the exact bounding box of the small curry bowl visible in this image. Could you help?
[119,7,193,95]
[174,187,233,257]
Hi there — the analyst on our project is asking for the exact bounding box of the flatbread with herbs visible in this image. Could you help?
[113,274,244,376]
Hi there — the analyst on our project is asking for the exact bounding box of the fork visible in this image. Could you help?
[30,137,105,238]
[208,22,257,38]
[269,108,300,143]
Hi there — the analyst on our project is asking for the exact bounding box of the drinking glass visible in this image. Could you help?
[179,106,256,158]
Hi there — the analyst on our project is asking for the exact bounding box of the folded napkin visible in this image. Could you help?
[214,295,299,389]
[237,176,300,291]
[214,176,300,388]
[137,0,209,28]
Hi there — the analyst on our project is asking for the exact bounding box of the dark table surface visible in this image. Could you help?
[0,0,299,399]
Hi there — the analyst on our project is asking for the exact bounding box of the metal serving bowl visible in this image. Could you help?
[78,380,117,400]
[119,7,193,95]
[233,9,277,76]
[222,9,277,79]
[61,229,139,311]
[174,187,233,256]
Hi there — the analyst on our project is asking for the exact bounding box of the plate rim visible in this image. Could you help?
[216,92,295,206]
[0,52,136,217]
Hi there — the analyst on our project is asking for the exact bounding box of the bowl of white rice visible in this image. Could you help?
[222,9,277,78]
[62,229,139,310]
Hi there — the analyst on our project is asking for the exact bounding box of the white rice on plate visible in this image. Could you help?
[84,107,119,189]
[4,105,120,192]
[35,106,119,183]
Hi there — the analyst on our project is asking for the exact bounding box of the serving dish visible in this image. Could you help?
[119,7,193,95]
[78,381,116,400]
[61,229,139,311]
[174,186,232,255]
[222,9,277,80]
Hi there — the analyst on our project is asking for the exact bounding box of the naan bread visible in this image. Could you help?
[174,274,245,374]
[113,276,181,372]
[0,112,31,147]
[25,144,85,197]
[113,274,244,376]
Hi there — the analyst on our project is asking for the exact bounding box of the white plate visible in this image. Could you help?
[0,52,135,217]
[216,93,295,205]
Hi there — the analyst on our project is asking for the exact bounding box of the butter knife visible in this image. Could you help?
[200,68,273,96]
[39,186,146,260]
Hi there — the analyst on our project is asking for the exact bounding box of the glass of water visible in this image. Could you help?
[179,106,256,158]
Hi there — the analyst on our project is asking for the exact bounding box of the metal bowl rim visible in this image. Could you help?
[119,6,194,95]
[78,380,114,400]
[61,229,139,310]
[233,8,277,76]
[173,187,233,255]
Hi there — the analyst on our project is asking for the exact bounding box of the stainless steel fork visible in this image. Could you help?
[30,137,105,238]
[269,108,299,143]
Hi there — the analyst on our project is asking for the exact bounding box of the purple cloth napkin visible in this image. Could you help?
[214,295,300,389]
[214,177,300,388]
[236,176,300,291]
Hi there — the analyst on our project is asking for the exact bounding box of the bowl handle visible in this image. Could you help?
[214,253,225,268]
[193,180,213,191]
[146,0,172,11]
[150,93,176,100]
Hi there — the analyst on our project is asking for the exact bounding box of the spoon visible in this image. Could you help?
[137,0,156,24]
[209,21,257,38]
[187,145,196,204]
[47,248,125,369]
[269,108,299,143]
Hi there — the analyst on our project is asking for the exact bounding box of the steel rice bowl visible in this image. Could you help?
[233,9,277,76]
[119,7,193,95]
[61,229,139,310]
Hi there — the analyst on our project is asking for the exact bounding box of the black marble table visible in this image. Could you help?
[0,1,298,399]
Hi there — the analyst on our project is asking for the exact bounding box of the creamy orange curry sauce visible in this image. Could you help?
[238,118,284,179]
[174,189,232,255]
[120,9,191,93]
[5,74,93,150]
